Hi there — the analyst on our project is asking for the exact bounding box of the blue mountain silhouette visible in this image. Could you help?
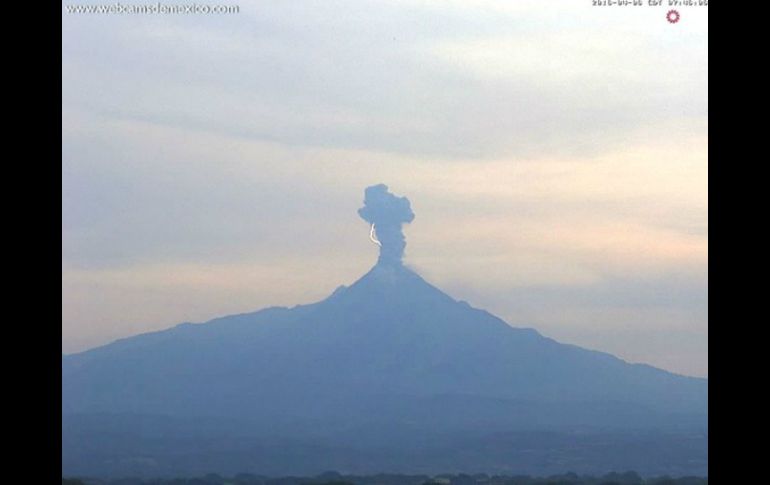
[62,262,707,478]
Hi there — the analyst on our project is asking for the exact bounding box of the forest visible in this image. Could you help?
[63,471,707,485]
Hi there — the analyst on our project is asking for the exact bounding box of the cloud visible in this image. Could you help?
[62,0,707,160]
[358,184,415,266]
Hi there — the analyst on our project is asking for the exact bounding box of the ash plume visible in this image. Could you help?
[358,184,414,266]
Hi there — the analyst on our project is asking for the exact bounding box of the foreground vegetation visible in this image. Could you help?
[63,471,707,485]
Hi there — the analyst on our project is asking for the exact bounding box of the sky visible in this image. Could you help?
[62,0,708,377]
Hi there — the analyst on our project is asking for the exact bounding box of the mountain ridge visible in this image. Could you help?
[63,262,706,413]
[63,261,707,477]
[65,263,704,383]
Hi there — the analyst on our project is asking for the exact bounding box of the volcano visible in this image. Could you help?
[62,186,707,478]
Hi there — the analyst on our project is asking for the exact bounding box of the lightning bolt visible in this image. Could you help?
[369,223,382,247]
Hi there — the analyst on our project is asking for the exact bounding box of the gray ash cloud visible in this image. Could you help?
[358,184,414,266]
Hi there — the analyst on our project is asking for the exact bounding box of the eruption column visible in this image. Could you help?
[358,184,414,266]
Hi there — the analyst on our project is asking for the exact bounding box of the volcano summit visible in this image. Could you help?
[62,185,707,478]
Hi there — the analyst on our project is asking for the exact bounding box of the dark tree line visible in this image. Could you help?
[63,471,706,485]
